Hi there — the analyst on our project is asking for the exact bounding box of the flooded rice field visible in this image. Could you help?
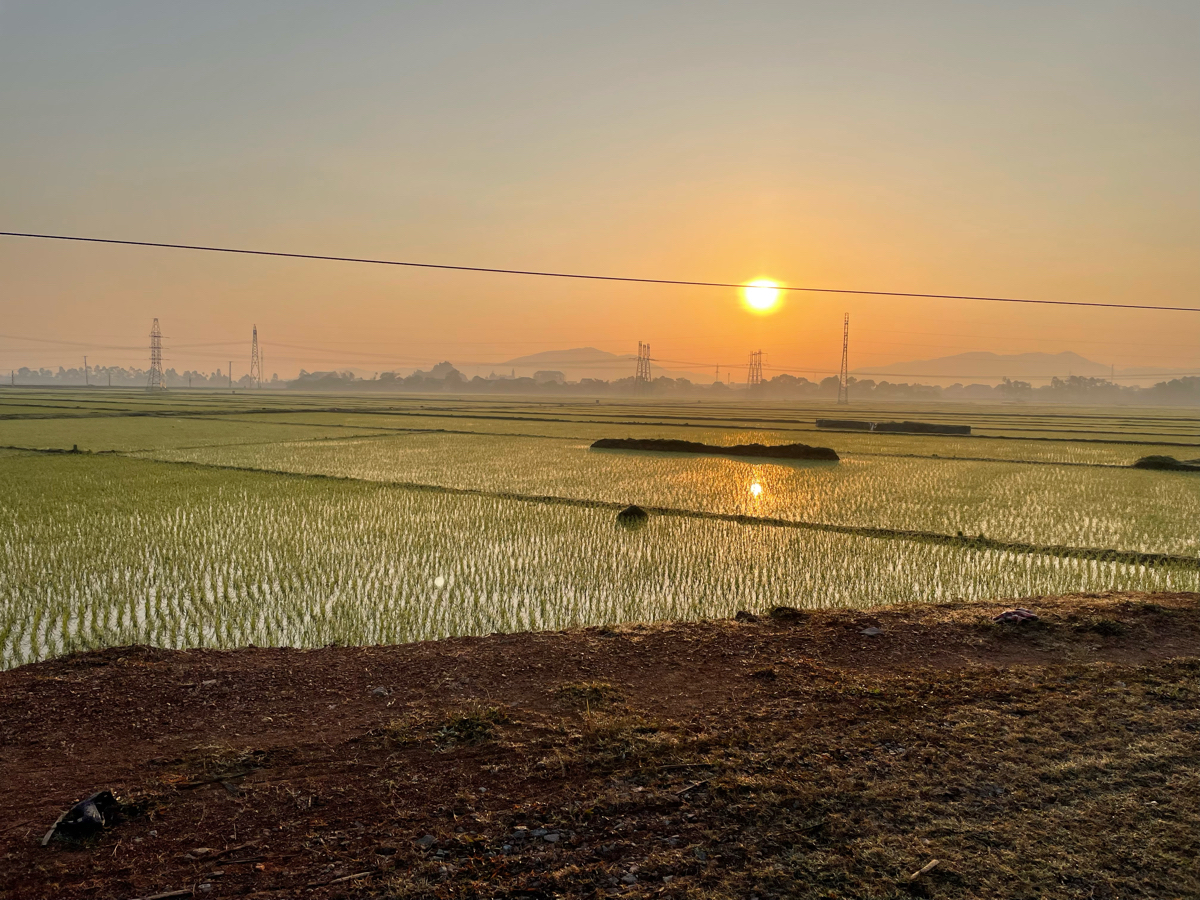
[1,392,1197,667]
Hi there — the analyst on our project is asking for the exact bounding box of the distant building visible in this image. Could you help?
[533,370,565,385]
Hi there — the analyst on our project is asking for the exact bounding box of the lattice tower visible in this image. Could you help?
[837,313,850,405]
[249,324,261,388]
[147,318,166,391]
[635,342,652,383]
[748,350,763,387]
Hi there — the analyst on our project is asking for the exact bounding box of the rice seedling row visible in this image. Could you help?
[2,452,1196,669]
[146,433,1200,556]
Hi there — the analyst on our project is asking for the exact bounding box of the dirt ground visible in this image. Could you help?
[2,591,1198,900]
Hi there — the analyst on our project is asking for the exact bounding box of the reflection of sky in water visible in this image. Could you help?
[159,434,1200,557]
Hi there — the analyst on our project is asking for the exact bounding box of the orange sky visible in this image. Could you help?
[1,2,1197,382]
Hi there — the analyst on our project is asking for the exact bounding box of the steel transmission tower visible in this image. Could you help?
[747,350,763,387]
[837,313,850,405]
[635,342,652,384]
[249,324,261,388]
[147,318,166,391]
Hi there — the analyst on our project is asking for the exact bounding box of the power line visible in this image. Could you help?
[3,230,1197,312]
[759,365,1200,380]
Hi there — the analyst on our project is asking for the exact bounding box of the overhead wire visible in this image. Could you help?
[3,230,1198,312]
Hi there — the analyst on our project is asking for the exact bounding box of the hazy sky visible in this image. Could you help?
[1,1,1197,381]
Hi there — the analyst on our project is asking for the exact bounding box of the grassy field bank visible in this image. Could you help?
[2,592,1196,899]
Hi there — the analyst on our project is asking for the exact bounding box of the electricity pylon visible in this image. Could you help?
[837,314,850,405]
[748,350,763,387]
[635,342,652,383]
[249,325,261,388]
[147,318,166,391]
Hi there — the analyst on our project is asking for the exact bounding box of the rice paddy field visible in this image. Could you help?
[1,388,1197,669]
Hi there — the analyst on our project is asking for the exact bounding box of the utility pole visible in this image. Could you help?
[837,313,850,405]
[229,361,233,389]
[83,356,88,386]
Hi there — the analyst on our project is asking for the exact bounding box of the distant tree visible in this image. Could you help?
[998,377,1032,399]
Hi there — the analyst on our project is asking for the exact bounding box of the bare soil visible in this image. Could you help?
[2,591,1198,900]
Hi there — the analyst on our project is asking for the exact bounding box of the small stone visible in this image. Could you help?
[860,626,884,637]
[993,608,1039,625]
[371,686,390,697]
[544,833,560,843]
[615,504,649,528]
[621,874,638,884]
[198,885,213,894]
[415,834,437,848]
[531,828,548,837]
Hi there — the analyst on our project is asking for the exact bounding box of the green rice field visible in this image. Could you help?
[1,389,1197,668]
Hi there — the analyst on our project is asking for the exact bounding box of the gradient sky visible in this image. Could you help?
[1,1,1197,382]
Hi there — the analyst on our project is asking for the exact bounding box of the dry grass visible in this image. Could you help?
[380,657,1200,899]
[384,701,511,750]
[556,680,625,709]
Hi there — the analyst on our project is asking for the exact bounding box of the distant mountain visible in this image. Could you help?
[503,347,631,368]
[500,347,714,383]
[853,351,1112,385]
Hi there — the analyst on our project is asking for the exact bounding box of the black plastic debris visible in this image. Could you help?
[42,790,122,845]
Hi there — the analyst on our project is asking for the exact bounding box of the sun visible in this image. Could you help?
[742,279,781,314]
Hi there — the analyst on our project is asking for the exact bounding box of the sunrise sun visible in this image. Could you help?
[742,279,781,314]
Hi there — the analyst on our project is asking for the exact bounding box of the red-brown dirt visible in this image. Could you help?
[2,591,1198,899]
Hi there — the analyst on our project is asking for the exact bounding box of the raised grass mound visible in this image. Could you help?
[1132,455,1200,471]
[816,418,971,435]
[591,437,839,461]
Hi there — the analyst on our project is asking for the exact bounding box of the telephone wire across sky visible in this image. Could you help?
[3,230,1199,313]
